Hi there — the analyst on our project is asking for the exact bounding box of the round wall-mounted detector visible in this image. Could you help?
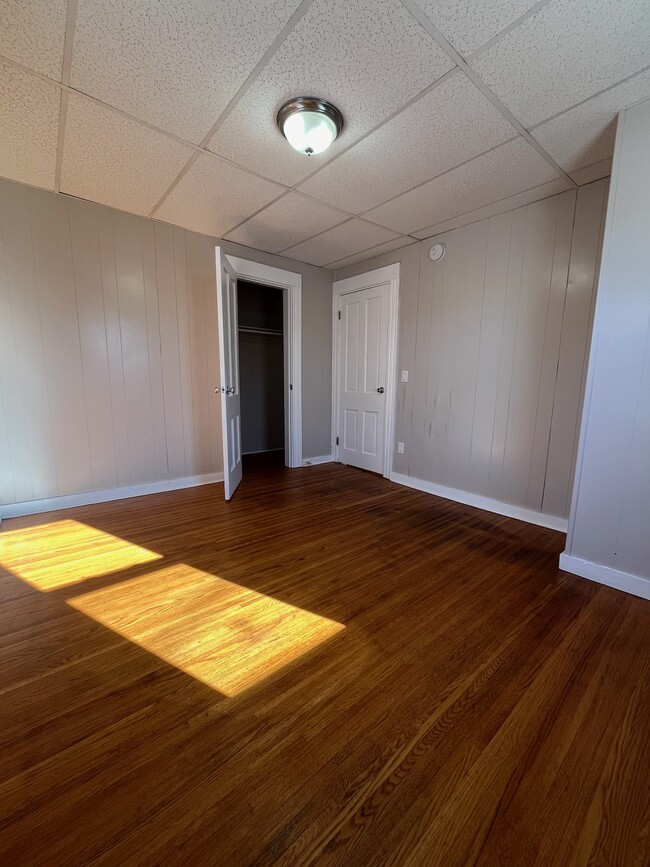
[429,243,446,262]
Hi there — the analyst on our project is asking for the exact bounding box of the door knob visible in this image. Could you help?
[226,386,235,394]
[377,387,385,393]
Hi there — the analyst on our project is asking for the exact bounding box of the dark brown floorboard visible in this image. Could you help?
[0,462,648,865]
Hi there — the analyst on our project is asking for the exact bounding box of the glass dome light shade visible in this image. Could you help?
[277,98,343,156]
[282,111,337,155]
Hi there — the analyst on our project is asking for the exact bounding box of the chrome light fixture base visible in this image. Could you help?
[277,97,344,156]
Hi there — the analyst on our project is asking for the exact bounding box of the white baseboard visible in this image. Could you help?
[389,472,568,532]
[0,472,224,520]
[559,553,650,600]
[303,455,333,466]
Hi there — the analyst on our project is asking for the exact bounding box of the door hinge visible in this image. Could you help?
[336,436,339,445]
[337,310,341,320]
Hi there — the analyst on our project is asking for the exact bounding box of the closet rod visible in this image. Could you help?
[238,326,283,336]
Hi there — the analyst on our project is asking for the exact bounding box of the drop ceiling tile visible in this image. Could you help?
[413,177,573,238]
[155,153,285,238]
[471,0,650,127]
[0,0,66,79]
[0,61,59,189]
[414,0,541,56]
[328,236,415,270]
[226,193,346,254]
[61,94,194,216]
[208,0,455,187]
[364,138,561,235]
[282,219,400,267]
[531,68,650,172]
[70,0,303,142]
[299,72,517,214]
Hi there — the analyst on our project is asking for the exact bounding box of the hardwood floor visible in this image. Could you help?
[1,462,648,866]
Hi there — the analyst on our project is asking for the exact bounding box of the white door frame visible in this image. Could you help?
[332,263,400,479]
[221,253,303,468]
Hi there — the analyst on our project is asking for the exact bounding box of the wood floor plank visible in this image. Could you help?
[0,459,648,865]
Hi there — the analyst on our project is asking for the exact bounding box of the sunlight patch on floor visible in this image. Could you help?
[67,564,344,696]
[0,519,161,590]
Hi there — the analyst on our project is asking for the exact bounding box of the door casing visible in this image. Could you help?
[215,250,303,476]
[332,263,400,478]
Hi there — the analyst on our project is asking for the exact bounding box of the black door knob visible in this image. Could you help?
[377,387,385,393]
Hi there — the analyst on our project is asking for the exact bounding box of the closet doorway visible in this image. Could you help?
[237,280,286,471]
[215,249,302,499]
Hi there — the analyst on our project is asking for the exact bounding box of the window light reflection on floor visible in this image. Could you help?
[0,519,161,591]
[67,563,345,696]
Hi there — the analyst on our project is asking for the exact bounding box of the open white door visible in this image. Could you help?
[216,247,242,500]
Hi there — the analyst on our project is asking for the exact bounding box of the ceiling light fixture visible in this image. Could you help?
[277,97,343,156]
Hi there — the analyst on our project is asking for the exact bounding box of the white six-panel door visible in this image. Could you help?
[336,282,390,474]
[216,247,242,499]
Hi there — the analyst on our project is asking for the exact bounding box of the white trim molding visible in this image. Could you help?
[559,553,650,601]
[226,255,303,468]
[0,473,224,520]
[332,263,400,480]
[302,455,333,466]
[390,472,568,532]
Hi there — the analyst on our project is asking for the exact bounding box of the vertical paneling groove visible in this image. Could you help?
[0,215,25,503]
[113,212,157,485]
[0,217,18,504]
[155,221,186,479]
[173,228,196,475]
[141,221,169,480]
[469,212,511,496]
[97,205,131,487]
[67,198,118,491]
[185,231,211,474]
[527,190,576,510]
[28,189,91,497]
[0,186,53,501]
[0,379,14,504]
[487,207,527,500]
[543,182,608,517]
[407,244,434,480]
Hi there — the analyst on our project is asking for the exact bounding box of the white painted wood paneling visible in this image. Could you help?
[0,177,334,510]
[565,98,650,588]
[542,180,608,517]
[23,188,91,498]
[0,179,224,506]
[335,180,608,522]
[67,198,119,491]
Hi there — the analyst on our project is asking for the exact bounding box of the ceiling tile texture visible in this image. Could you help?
[0,0,67,79]
[0,0,648,267]
[282,219,400,266]
[470,0,650,127]
[225,192,347,253]
[0,60,60,190]
[155,153,285,238]
[365,137,560,234]
[61,94,195,215]
[70,0,305,142]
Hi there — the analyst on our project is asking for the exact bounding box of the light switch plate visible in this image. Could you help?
[401,370,408,382]
[397,442,405,454]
